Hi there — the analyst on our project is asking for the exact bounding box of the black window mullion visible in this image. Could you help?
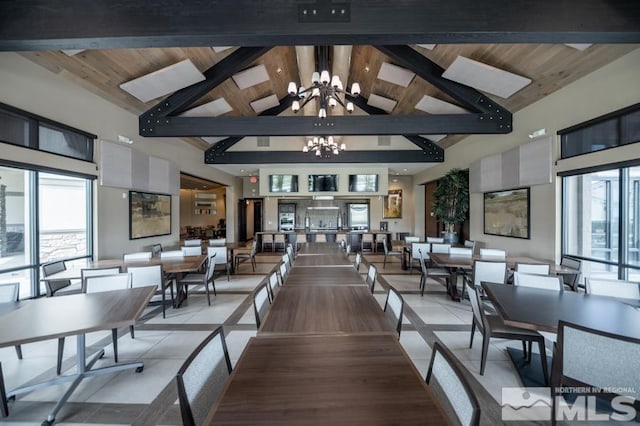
[619,168,628,279]
[30,170,41,297]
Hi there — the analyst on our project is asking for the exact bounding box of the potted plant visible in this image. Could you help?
[432,168,469,244]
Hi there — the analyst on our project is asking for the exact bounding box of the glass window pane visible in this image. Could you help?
[0,269,33,300]
[38,173,89,263]
[627,166,640,268]
[39,124,93,161]
[0,109,31,147]
[563,170,619,262]
[561,118,618,158]
[621,109,640,145]
[581,260,618,281]
[0,166,34,298]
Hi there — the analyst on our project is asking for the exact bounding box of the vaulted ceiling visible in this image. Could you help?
[2,1,639,176]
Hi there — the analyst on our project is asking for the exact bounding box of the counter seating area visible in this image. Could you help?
[2,240,638,424]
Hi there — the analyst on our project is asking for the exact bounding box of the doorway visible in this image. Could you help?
[237,198,263,242]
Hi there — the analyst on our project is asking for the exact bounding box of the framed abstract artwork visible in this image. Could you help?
[129,191,172,239]
[483,187,530,239]
[383,189,403,219]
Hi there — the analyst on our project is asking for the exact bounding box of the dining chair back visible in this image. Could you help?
[0,282,19,303]
[81,265,123,289]
[268,271,280,301]
[366,264,377,294]
[262,233,274,252]
[182,245,202,256]
[354,252,362,271]
[314,233,327,243]
[426,342,481,426]
[431,243,451,254]
[382,239,402,268]
[207,246,231,281]
[279,262,288,284]
[560,256,582,291]
[176,326,232,426]
[253,282,271,328]
[123,252,152,262]
[418,249,451,296]
[464,239,476,254]
[274,234,287,251]
[161,250,184,259]
[286,244,295,263]
[184,239,202,247]
[42,260,74,297]
[128,264,174,317]
[179,254,217,306]
[383,285,404,338]
[84,273,132,293]
[479,248,507,258]
[345,244,352,257]
[282,253,290,269]
[404,236,420,244]
[361,233,374,252]
[551,321,640,422]
[515,262,550,275]
[449,247,473,256]
[470,260,508,287]
[426,237,444,243]
[585,277,640,300]
[151,243,162,257]
[374,233,386,252]
[336,233,347,247]
[0,283,23,362]
[513,272,563,291]
[411,242,430,274]
[209,238,226,246]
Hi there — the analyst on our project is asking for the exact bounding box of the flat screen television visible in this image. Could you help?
[308,174,338,192]
[269,174,299,192]
[348,174,379,192]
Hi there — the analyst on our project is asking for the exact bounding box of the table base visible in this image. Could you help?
[7,333,144,425]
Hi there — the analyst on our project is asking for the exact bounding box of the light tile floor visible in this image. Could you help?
[2,251,550,425]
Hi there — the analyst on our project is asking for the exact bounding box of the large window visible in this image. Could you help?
[562,165,640,282]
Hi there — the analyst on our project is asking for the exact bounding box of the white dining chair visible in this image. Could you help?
[207,246,231,281]
[513,272,563,291]
[184,239,202,247]
[515,262,550,275]
[123,252,152,262]
[182,245,202,256]
[585,277,640,300]
[479,248,507,258]
[426,237,444,243]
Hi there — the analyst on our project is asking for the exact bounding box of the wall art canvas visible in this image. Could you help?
[484,187,530,239]
[129,191,172,239]
[383,189,403,219]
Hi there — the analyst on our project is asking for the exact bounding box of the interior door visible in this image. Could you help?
[238,200,247,242]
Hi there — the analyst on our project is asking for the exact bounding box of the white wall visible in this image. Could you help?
[0,52,240,257]
[414,48,640,261]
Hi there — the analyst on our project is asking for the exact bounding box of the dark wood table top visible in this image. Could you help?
[260,285,393,335]
[294,253,352,266]
[430,253,577,274]
[205,334,450,425]
[0,286,156,347]
[482,282,640,338]
[44,255,208,281]
[285,266,364,286]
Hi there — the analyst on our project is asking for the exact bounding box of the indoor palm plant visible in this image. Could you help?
[432,168,469,243]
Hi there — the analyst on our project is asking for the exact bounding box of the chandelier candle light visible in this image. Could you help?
[287,46,361,119]
[303,136,346,156]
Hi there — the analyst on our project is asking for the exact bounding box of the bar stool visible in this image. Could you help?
[262,233,274,252]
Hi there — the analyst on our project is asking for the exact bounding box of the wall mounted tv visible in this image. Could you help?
[269,174,299,192]
[348,174,379,192]
[308,174,338,192]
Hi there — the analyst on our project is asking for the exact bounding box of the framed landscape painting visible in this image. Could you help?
[483,187,530,239]
[383,189,403,219]
[129,191,172,239]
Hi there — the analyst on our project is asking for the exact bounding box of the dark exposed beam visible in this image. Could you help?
[206,150,441,165]
[349,96,444,157]
[2,0,640,51]
[141,46,272,120]
[374,45,510,115]
[142,114,511,138]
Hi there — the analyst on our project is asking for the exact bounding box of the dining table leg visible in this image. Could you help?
[447,268,461,302]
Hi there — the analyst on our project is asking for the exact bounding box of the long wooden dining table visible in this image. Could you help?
[204,242,451,425]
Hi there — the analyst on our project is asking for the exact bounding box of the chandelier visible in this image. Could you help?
[303,136,346,156]
[287,46,361,119]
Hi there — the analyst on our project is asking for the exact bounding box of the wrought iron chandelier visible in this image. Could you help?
[302,136,346,156]
[287,46,361,119]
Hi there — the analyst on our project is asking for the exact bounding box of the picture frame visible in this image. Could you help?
[483,187,530,239]
[129,191,172,239]
[383,189,403,219]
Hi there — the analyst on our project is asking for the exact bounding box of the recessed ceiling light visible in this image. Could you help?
[392,178,399,183]
[528,128,547,139]
[364,66,370,73]
[396,172,400,175]
[403,168,408,172]
[276,67,283,74]
[240,169,245,173]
